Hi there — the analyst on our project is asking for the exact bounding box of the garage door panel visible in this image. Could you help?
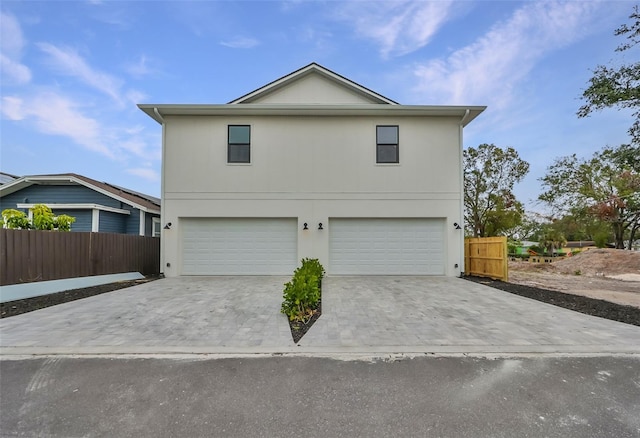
[182,218,297,275]
[329,219,445,275]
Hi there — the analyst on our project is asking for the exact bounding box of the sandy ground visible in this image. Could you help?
[509,249,640,308]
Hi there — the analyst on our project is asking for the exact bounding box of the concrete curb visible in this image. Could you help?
[3,344,640,357]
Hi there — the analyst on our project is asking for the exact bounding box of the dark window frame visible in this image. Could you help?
[228,125,251,164]
[376,125,399,164]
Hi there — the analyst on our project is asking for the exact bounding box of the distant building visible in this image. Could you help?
[0,173,160,236]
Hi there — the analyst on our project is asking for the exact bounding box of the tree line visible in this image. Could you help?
[465,7,640,251]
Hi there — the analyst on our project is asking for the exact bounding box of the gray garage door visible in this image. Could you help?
[181,218,297,275]
[329,218,445,275]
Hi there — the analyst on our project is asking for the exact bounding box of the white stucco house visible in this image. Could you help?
[139,63,484,277]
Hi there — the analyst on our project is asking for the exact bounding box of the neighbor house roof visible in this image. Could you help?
[0,173,160,213]
[0,172,19,185]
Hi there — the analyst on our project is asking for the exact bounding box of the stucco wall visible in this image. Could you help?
[161,114,464,276]
[164,115,460,194]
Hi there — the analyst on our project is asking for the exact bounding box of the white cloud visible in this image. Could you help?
[337,1,454,58]
[125,55,154,78]
[0,12,32,84]
[412,1,602,108]
[220,37,260,49]
[126,167,159,182]
[1,96,26,120]
[1,91,159,163]
[2,92,114,158]
[1,54,32,84]
[120,137,147,158]
[125,89,147,105]
[1,12,26,57]
[37,42,128,105]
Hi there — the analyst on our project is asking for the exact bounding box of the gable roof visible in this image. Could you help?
[0,173,160,213]
[139,62,485,125]
[229,62,399,105]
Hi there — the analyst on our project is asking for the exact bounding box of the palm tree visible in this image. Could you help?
[540,230,567,260]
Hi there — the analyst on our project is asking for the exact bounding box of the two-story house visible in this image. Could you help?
[139,63,484,276]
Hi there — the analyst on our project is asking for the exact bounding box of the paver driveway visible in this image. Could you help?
[0,277,295,353]
[1,276,639,355]
[300,277,640,353]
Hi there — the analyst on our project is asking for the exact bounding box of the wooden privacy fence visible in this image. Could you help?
[0,229,160,286]
[465,236,508,281]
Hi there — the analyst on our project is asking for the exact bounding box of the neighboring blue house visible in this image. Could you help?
[0,173,161,236]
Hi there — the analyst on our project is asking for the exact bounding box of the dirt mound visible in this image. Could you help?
[510,249,640,278]
[553,248,640,277]
[507,249,640,308]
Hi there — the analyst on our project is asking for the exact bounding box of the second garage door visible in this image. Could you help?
[181,218,297,275]
[329,218,445,275]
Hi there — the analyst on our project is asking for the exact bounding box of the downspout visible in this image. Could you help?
[458,109,470,277]
[154,108,167,275]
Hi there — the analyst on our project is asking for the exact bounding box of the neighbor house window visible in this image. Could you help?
[152,217,161,237]
[376,125,399,163]
[228,125,251,163]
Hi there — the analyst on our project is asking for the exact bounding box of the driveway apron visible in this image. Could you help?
[1,276,639,355]
[299,277,640,354]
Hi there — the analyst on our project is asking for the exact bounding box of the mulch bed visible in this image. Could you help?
[0,276,160,319]
[465,276,640,327]
[287,300,322,343]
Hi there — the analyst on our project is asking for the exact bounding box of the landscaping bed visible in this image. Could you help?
[281,258,325,343]
[465,275,640,327]
[288,299,321,343]
[0,276,160,318]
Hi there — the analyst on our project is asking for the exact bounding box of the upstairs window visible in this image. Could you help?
[228,125,251,163]
[376,125,399,163]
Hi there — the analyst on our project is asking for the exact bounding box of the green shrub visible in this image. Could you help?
[54,214,76,231]
[298,257,325,281]
[1,206,75,231]
[281,258,324,322]
[594,231,610,248]
[31,204,55,230]
[1,209,31,229]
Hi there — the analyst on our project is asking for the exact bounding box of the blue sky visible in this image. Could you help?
[1,1,636,211]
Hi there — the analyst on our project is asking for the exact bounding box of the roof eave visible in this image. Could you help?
[139,104,486,125]
[0,175,160,212]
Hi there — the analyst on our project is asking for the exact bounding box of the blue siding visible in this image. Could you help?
[99,210,126,233]
[51,209,92,232]
[145,213,152,236]
[1,184,123,209]
[0,183,156,235]
[125,207,140,235]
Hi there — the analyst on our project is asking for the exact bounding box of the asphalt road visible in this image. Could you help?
[1,355,639,437]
